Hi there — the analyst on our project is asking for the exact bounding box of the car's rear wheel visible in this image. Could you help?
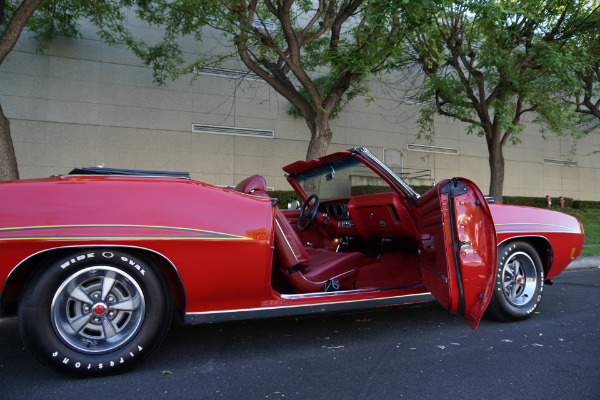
[486,241,544,321]
[19,249,172,377]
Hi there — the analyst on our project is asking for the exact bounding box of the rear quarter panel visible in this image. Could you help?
[0,176,274,315]
[490,204,584,279]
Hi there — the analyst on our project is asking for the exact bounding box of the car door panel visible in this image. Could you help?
[417,178,497,329]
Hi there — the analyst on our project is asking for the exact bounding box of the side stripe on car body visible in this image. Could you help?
[0,225,251,241]
[495,223,581,234]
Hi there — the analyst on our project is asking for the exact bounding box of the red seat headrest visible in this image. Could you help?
[234,175,268,197]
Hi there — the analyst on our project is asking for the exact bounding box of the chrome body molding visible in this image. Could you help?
[184,292,435,324]
[280,285,422,300]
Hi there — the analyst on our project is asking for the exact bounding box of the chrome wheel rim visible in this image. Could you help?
[501,251,537,307]
[51,266,145,354]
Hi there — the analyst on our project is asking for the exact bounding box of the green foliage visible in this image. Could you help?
[565,8,600,123]
[406,0,596,142]
[502,196,560,208]
[560,208,600,245]
[572,200,600,210]
[410,185,435,195]
[502,196,600,211]
[268,190,302,207]
[400,0,599,202]
[85,0,417,136]
[1,1,140,54]
[2,1,81,52]
[581,246,600,257]
[288,75,370,120]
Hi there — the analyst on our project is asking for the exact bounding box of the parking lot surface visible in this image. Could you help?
[1,269,599,399]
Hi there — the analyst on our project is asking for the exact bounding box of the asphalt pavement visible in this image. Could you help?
[1,268,599,400]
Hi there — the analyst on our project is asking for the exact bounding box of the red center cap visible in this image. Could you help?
[517,276,523,283]
[93,304,107,316]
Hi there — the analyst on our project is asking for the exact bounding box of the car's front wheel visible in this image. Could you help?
[486,241,544,321]
[19,249,172,377]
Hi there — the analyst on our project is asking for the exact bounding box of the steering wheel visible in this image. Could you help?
[297,194,320,232]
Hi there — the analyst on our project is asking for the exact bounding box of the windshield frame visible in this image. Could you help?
[285,147,420,206]
[352,147,420,205]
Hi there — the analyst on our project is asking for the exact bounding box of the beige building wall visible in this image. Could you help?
[1,22,599,200]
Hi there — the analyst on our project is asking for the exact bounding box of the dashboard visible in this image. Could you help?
[319,193,418,238]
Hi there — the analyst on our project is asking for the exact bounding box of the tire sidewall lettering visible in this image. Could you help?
[119,256,146,276]
[58,250,147,278]
[20,248,171,377]
[488,241,544,321]
[59,252,96,269]
[49,342,145,371]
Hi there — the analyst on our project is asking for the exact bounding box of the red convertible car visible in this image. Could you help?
[0,147,584,376]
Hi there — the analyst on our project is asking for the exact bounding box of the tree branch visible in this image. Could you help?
[298,0,332,46]
[330,0,361,52]
[0,0,43,66]
[435,105,479,127]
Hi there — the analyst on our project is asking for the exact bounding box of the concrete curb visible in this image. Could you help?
[565,256,600,271]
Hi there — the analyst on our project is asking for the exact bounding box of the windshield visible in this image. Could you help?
[296,156,395,201]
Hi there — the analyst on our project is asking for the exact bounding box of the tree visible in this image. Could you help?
[124,0,411,162]
[402,0,598,203]
[0,0,43,181]
[569,11,600,121]
[574,56,600,120]
[0,0,133,181]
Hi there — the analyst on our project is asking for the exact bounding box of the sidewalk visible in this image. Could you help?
[565,256,600,271]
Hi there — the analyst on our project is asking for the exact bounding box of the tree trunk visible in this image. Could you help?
[487,138,504,204]
[302,117,333,196]
[0,104,19,180]
[305,116,333,161]
[0,0,44,181]
[0,0,43,64]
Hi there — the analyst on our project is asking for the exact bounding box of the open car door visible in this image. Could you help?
[417,178,496,329]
